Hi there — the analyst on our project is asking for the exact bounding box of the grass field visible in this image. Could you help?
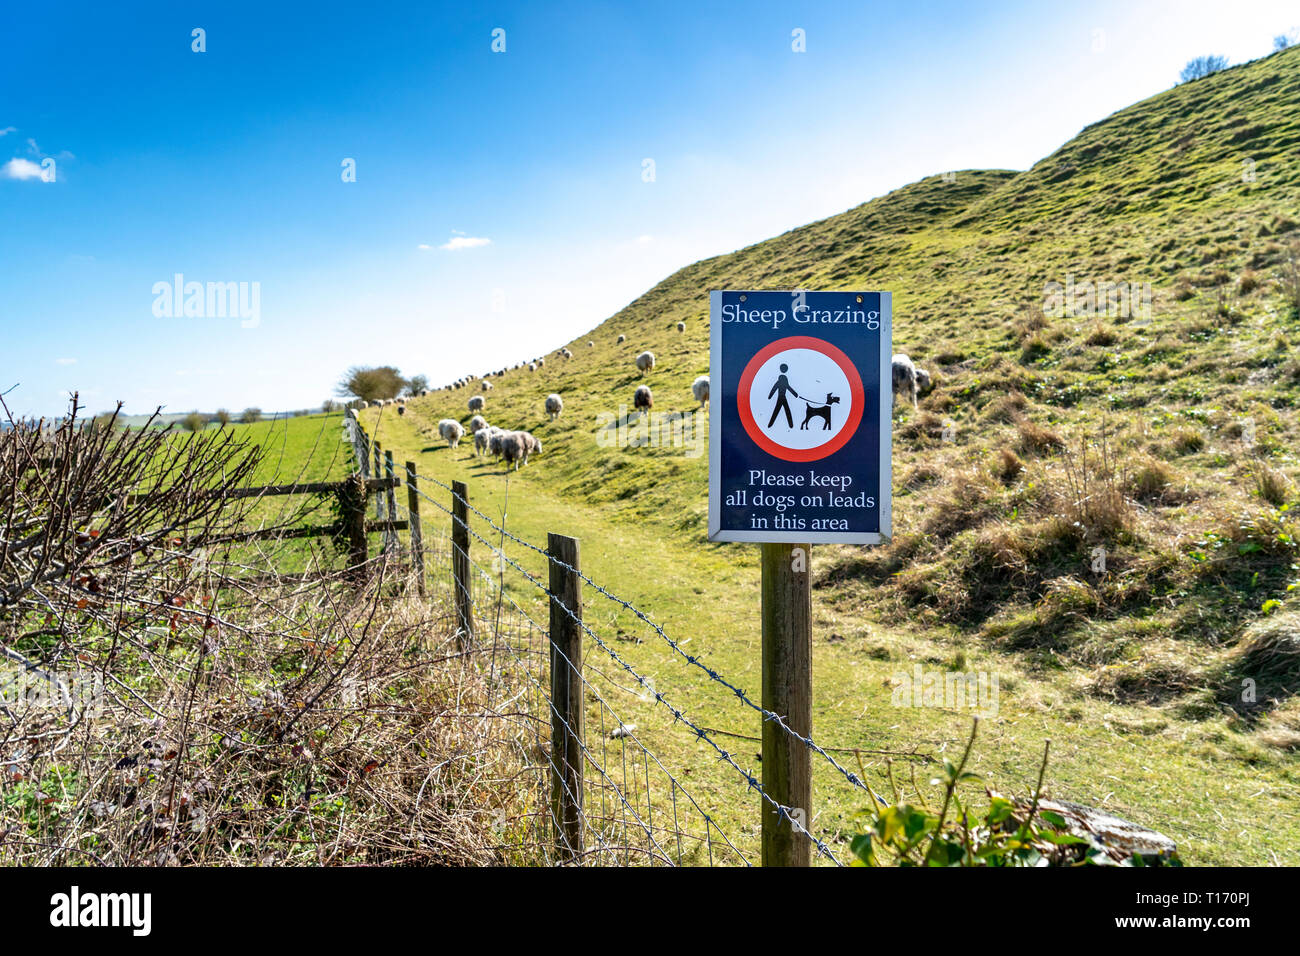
[238,48,1300,864]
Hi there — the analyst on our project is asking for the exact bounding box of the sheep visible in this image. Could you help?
[891,354,931,409]
[544,393,563,420]
[676,321,685,332]
[474,424,500,457]
[468,414,489,433]
[634,384,653,412]
[528,363,537,372]
[487,429,507,459]
[397,405,406,416]
[616,334,626,344]
[480,380,494,390]
[437,418,465,448]
[358,400,369,409]
[587,341,594,348]
[692,375,710,407]
[536,357,545,367]
[499,430,541,470]
[916,368,933,395]
[559,348,572,360]
[467,395,486,413]
[635,351,655,375]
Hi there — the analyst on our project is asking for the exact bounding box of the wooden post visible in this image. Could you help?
[761,542,813,867]
[451,480,474,647]
[384,450,398,554]
[405,461,425,596]
[372,442,384,522]
[547,532,584,861]
[343,473,368,579]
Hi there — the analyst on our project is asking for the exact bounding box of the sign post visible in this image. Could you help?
[709,290,891,866]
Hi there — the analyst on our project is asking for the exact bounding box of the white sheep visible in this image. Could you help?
[528,363,537,372]
[437,418,465,448]
[891,354,933,409]
[634,384,653,412]
[692,375,710,407]
[468,414,489,433]
[480,380,494,390]
[468,395,486,413]
[545,393,563,421]
[616,334,626,344]
[474,424,500,457]
[676,321,685,332]
[358,400,369,409]
[635,351,655,375]
[499,430,541,470]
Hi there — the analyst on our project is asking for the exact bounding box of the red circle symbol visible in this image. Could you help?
[737,335,865,462]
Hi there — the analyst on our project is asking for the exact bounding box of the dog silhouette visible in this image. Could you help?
[800,393,840,430]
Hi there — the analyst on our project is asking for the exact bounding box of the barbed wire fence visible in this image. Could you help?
[342,409,921,865]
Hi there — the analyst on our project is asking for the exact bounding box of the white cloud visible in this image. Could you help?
[439,236,491,251]
[2,158,44,180]
[0,127,15,137]
[417,243,432,250]
[55,357,77,365]
[635,235,653,244]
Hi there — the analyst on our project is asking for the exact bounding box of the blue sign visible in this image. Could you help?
[708,290,892,543]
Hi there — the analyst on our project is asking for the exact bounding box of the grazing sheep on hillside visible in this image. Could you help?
[528,362,537,372]
[468,395,486,413]
[636,351,655,375]
[916,368,933,395]
[468,414,488,433]
[545,393,563,421]
[891,354,931,409]
[536,357,545,367]
[358,400,369,409]
[474,425,500,457]
[587,341,594,348]
[437,418,465,448]
[692,375,710,407]
[634,385,653,412]
[676,321,685,332]
[487,429,507,459]
[480,381,494,390]
[499,430,541,470]
[617,334,626,344]
[398,405,406,416]
[560,348,572,359]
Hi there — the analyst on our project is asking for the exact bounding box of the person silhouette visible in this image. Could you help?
[767,363,799,429]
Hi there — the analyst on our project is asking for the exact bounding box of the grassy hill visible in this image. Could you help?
[345,48,1300,864]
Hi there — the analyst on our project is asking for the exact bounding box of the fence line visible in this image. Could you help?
[339,408,907,865]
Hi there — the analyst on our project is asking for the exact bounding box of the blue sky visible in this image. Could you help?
[2,0,1296,418]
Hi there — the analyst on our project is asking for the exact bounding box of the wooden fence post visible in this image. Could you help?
[547,532,584,861]
[344,473,368,579]
[405,461,425,596]
[372,442,384,522]
[451,480,474,648]
[384,450,398,554]
[761,542,812,867]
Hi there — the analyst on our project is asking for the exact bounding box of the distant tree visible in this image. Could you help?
[1180,55,1229,82]
[214,408,232,427]
[337,366,408,403]
[239,407,263,424]
[180,412,205,433]
[90,410,120,431]
[322,399,341,413]
[1276,32,1295,52]
[406,374,430,396]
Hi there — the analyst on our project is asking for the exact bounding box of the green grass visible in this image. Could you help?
[248,49,1300,864]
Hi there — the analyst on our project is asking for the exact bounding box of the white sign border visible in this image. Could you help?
[707,289,892,545]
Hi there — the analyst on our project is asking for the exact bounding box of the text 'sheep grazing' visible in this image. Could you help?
[49,886,152,937]
[725,469,875,532]
[720,302,881,331]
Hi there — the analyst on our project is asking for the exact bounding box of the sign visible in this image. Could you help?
[708,290,891,543]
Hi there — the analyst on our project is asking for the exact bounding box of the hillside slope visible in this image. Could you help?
[359,47,1300,862]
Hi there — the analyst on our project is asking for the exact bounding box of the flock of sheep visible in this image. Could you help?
[357,330,932,474]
